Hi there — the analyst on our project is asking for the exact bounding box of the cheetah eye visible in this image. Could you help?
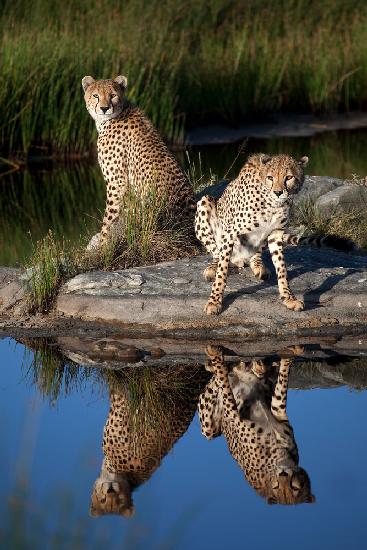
[285,175,294,181]
[267,176,274,181]
[93,94,99,99]
[111,94,117,98]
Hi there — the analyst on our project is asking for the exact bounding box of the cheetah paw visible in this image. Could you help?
[204,300,223,315]
[287,344,305,356]
[86,232,101,251]
[251,360,266,378]
[252,265,271,281]
[206,344,223,358]
[203,265,217,282]
[282,296,304,312]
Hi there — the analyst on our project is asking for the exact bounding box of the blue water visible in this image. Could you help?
[0,337,366,550]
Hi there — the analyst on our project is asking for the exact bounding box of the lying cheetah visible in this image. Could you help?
[198,345,315,505]
[90,365,209,517]
[82,75,193,248]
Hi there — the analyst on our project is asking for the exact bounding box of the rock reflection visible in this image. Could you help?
[198,345,315,505]
[90,364,209,518]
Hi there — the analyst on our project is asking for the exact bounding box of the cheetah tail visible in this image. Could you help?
[283,232,356,252]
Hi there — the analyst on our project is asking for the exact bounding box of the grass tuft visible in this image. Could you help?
[25,188,200,313]
[26,231,78,314]
[293,199,367,250]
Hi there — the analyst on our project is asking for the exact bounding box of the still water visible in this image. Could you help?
[1,336,367,549]
[2,128,367,266]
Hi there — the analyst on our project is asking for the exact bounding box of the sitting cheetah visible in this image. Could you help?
[198,345,315,505]
[90,365,209,517]
[82,75,193,248]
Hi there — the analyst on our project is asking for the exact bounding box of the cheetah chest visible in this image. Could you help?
[231,210,287,266]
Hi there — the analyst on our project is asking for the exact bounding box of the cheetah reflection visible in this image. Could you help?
[198,345,315,505]
[90,366,209,517]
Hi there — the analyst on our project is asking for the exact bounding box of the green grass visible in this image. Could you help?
[25,185,199,313]
[293,198,367,250]
[2,0,367,156]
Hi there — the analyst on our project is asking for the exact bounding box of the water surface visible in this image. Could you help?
[0,336,366,549]
[2,128,367,266]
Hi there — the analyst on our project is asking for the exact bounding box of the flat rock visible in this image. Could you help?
[23,334,367,390]
[0,268,26,315]
[63,271,145,295]
[56,248,367,338]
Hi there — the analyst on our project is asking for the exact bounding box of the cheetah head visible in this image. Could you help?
[264,466,315,506]
[90,476,135,518]
[82,75,128,125]
[256,153,309,204]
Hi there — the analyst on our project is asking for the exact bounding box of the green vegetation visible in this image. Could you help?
[25,186,199,313]
[2,0,367,156]
[293,198,367,250]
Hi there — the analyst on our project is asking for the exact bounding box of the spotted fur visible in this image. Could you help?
[90,367,208,517]
[195,153,309,315]
[198,345,315,505]
[82,75,193,248]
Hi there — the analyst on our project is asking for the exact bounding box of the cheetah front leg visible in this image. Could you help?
[99,180,127,247]
[270,358,292,421]
[268,230,304,311]
[204,230,236,315]
[195,196,220,282]
[204,345,241,422]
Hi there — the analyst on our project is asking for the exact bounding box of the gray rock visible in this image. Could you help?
[55,248,367,338]
[315,184,367,216]
[294,175,343,204]
[63,271,145,294]
[0,268,27,316]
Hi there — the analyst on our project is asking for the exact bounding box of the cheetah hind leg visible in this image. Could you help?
[249,248,270,281]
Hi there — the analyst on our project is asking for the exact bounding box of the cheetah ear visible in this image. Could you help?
[306,494,316,504]
[82,76,95,92]
[267,496,277,505]
[298,156,309,167]
[260,154,272,165]
[114,75,128,90]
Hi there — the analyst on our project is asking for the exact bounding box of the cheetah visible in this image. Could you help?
[90,365,209,517]
[195,153,356,315]
[82,75,193,248]
[198,345,315,505]
[195,153,309,315]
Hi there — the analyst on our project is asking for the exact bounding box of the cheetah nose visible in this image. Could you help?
[279,470,289,477]
[100,106,109,114]
[273,190,283,197]
[106,485,116,493]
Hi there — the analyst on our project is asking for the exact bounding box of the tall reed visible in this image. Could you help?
[2,0,367,155]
